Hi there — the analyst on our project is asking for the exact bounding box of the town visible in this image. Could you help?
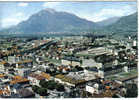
[0,35,138,98]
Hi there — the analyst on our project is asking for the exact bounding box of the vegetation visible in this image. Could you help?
[32,85,48,96]
[37,88,48,96]
[32,85,39,92]
[125,83,138,98]
[39,80,65,91]
[56,84,65,92]
[75,65,84,71]
[115,46,126,49]
[132,46,137,50]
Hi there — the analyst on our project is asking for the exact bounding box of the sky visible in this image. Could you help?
[0,2,137,28]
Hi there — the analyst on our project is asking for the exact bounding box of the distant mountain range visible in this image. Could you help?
[100,12,138,35]
[0,8,97,34]
[0,8,137,36]
[97,17,120,27]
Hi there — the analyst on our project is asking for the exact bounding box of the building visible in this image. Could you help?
[0,61,7,71]
[28,73,45,86]
[0,61,11,72]
[10,76,29,85]
[102,65,123,77]
[94,54,120,77]
[55,73,86,87]
[16,60,33,68]
[78,47,112,57]
[133,40,137,46]
[82,59,102,68]
[28,72,51,86]
[61,56,81,67]
[8,56,20,64]
[86,82,99,94]
[17,68,31,78]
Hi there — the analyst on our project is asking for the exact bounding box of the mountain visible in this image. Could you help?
[0,9,137,36]
[0,8,97,35]
[97,17,120,27]
[100,12,138,35]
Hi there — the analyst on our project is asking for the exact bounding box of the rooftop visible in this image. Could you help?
[0,61,7,65]
[29,72,51,80]
[55,74,86,85]
[17,60,32,64]
[10,76,29,84]
[0,74,6,78]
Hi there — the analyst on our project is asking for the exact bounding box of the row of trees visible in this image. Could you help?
[32,80,65,96]
[39,80,65,92]
[32,85,48,96]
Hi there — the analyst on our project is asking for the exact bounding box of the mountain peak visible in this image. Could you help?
[0,9,136,36]
[5,8,96,34]
[44,8,56,14]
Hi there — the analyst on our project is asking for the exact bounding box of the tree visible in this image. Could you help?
[32,85,48,96]
[75,66,84,71]
[132,46,137,50]
[46,80,57,90]
[39,80,48,88]
[125,83,138,98]
[56,84,65,92]
[112,94,119,98]
[47,84,55,90]
[32,85,39,93]
[37,88,48,96]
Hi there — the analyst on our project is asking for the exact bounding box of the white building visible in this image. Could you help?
[61,59,80,67]
[8,56,19,64]
[61,60,71,66]
[133,40,137,46]
[18,68,31,78]
[0,61,5,71]
[28,74,44,86]
[86,83,99,94]
[82,59,102,69]
[123,66,128,72]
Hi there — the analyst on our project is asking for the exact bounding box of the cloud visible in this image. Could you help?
[15,12,24,17]
[85,4,137,22]
[18,3,28,7]
[1,2,137,28]
[42,2,61,8]
[2,18,21,28]
[2,12,28,28]
[42,2,137,22]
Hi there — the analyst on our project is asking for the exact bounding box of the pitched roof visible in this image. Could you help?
[10,76,29,84]
[29,73,48,80]
[29,73,44,80]
[41,72,51,80]
[0,90,3,95]
[0,61,7,65]
[55,74,86,85]
[17,60,32,64]
[0,74,5,78]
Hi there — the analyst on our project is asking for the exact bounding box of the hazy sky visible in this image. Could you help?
[0,2,137,28]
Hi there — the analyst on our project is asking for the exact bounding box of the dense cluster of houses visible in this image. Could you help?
[0,36,137,98]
